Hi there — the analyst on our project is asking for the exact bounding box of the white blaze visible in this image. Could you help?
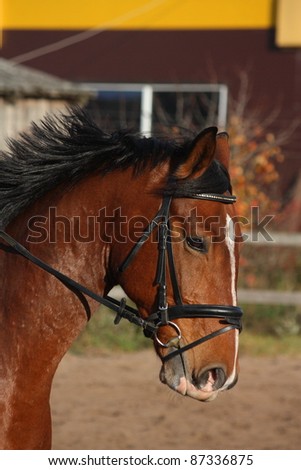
[225,214,237,306]
[221,214,239,390]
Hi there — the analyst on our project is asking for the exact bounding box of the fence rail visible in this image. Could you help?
[238,289,301,306]
[244,231,301,246]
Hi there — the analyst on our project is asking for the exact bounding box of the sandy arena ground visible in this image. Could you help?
[50,350,301,450]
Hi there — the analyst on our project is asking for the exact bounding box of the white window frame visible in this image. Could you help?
[82,83,228,135]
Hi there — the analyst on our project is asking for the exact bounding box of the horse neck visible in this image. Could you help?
[0,163,168,448]
[0,162,168,363]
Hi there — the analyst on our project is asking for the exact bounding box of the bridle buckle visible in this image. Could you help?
[158,303,169,325]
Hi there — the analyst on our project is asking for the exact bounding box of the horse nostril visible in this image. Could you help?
[195,367,227,391]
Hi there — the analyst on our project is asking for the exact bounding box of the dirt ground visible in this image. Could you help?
[51,350,301,450]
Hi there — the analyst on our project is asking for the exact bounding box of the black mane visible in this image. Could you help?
[0,107,231,228]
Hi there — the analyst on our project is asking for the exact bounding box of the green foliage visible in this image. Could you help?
[71,305,151,355]
[240,331,301,356]
[241,304,301,337]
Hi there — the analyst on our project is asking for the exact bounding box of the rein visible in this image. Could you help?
[0,229,158,336]
[0,191,243,363]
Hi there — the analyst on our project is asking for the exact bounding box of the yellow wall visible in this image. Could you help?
[276,0,301,46]
[2,0,274,30]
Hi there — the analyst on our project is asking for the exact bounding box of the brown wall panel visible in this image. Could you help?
[1,29,300,190]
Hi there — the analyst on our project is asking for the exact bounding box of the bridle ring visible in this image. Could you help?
[154,321,182,348]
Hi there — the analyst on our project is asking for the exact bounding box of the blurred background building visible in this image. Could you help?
[0,0,300,229]
[0,58,88,146]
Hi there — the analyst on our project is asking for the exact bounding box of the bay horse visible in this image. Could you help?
[0,108,243,449]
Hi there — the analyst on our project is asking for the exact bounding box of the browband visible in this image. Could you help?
[174,193,237,204]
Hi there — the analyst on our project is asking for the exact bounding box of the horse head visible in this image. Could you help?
[113,127,242,402]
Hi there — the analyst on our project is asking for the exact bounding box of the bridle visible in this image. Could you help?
[0,191,243,363]
[118,193,243,362]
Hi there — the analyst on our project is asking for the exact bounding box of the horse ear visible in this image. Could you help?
[215,132,230,169]
[175,127,217,179]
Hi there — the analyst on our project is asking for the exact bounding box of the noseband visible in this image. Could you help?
[0,192,243,363]
[118,193,243,362]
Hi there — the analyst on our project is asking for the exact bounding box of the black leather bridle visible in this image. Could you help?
[118,193,243,362]
[0,191,243,363]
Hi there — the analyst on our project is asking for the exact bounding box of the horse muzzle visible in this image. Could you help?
[159,355,238,402]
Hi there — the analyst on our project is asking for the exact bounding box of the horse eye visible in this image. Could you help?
[186,236,207,252]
